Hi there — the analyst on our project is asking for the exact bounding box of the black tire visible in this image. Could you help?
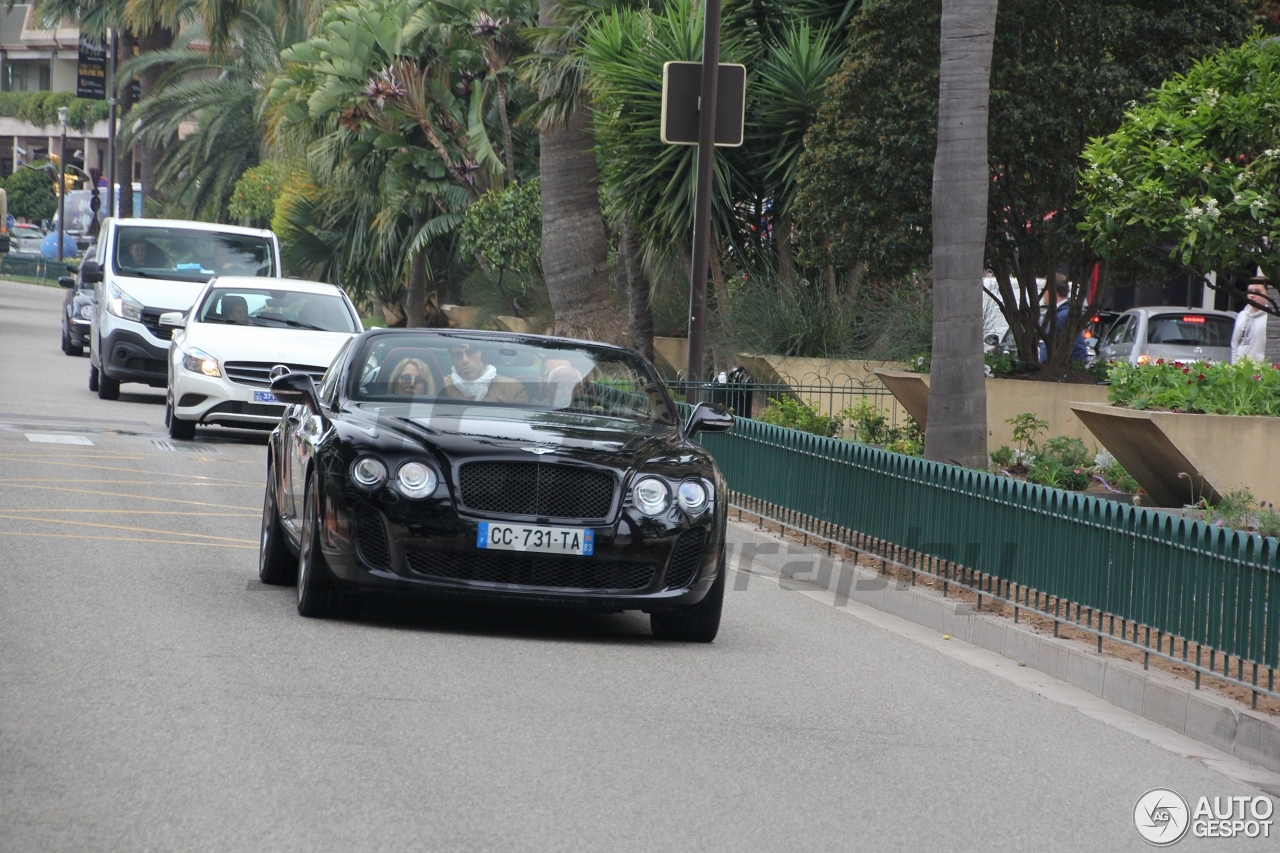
[88,363,99,392]
[97,371,120,400]
[258,468,298,585]
[167,404,196,440]
[60,321,70,354]
[296,474,349,618]
[650,551,726,642]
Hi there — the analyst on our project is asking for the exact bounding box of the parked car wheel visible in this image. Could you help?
[167,405,196,440]
[62,320,83,356]
[650,553,726,642]
[258,471,298,585]
[88,363,99,392]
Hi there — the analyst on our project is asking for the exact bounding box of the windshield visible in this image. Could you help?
[196,287,356,333]
[349,332,676,425]
[1147,314,1234,347]
[114,226,275,281]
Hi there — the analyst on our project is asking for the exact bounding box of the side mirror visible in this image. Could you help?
[58,276,76,289]
[271,372,322,413]
[80,259,102,283]
[158,311,185,329]
[983,334,1000,348]
[0,234,9,254]
[685,402,734,437]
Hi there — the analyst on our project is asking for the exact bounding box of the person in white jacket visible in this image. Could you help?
[1231,278,1270,363]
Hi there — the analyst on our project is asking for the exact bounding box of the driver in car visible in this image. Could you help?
[442,343,529,404]
[124,235,167,268]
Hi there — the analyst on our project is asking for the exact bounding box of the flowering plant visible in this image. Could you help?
[1106,357,1280,416]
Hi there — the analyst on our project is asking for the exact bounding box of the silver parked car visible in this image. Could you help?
[1094,307,1236,365]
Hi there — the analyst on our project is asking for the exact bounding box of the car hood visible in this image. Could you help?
[184,324,356,366]
[111,275,209,312]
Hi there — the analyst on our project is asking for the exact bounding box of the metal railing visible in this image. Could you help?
[666,374,906,441]
[691,412,1279,703]
[0,252,79,283]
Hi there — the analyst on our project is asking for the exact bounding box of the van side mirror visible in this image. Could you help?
[984,334,1000,348]
[0,234,9,254]
[58,276,76,289]
[80,259,102,283]
[158,311,185,329]
[685,402,734,437]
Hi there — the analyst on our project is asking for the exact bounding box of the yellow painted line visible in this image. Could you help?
[0,451,145,459]
[0,479,259,487]
[0,457,253,481]
[0,483,257,509]
[0,509,258,517]
[0,513,256,544]
[0,531,255,550]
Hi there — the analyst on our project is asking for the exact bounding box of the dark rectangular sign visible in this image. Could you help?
[76,37,107,100]
[660,61,746,147]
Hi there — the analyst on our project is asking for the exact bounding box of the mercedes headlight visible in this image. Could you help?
[350,456,387,489]
[78,304,93,320]
[633,477,670,516]
[396,461,438,498]
[676,480,709,514]
[182,348,221,378]
[106,282,143,321]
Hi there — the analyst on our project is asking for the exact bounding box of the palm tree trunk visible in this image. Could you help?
[537,0,626,344]
[406,206,429,328]
[623,219,653,361]
[135,26,175,212]
[924,0,996,469]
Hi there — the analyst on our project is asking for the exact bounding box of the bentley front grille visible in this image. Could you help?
[458,462,614,519]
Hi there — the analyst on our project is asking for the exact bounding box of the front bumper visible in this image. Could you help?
[101,328,169,386]
[172,368,286,430]
[68,317,91,346]
[320,492,724,610]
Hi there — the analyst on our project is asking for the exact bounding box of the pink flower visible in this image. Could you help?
[1255,374,1263,381]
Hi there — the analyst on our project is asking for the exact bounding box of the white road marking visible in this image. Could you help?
[24,433,93,446]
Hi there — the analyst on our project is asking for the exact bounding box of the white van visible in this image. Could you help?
[85,218,282,399]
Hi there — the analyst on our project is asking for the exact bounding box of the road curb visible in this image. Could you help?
[727,521,1280,775]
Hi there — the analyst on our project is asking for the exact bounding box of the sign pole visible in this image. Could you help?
[685,0,721,398]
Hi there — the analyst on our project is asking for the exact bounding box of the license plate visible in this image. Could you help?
[477,522,594,556]
[253,391,278,403]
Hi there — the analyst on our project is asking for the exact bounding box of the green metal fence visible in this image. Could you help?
[0,253,79,283]
[693,411,1280,700]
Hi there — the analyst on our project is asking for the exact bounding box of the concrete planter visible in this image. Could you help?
[1072,403,1280,507]
[874,369,1112,450]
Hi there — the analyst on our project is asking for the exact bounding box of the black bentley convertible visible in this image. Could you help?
[259,329,734,640]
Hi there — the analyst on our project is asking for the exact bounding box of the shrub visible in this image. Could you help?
[757,397,843,437]
[989,445,1014,467]
[843,399,891,444]
[1107,358,1280,416]
[1099,460,1140,494]
[1006,413,1048,451]
[228,162,286,227]
[1042,436,1091,469]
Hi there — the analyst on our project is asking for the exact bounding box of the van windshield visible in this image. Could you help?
[114,226,275,281]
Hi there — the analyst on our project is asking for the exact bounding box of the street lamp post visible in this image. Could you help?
[57,105,68,262]
[684,0,722,397]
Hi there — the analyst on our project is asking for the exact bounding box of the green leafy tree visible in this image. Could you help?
[457,178,542,316]
[228,162,287,227]
[796,0,1257,368]
[1080,33,1280,316]
[2,163,58,222]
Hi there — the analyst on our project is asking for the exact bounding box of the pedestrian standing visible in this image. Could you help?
[1231,277,1270,364]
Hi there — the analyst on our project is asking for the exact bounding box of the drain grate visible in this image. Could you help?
[150,440,221,454]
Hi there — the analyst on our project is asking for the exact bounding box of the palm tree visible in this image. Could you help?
[923,0,996,468]
[118,0,308,219]
[524,0,626,344]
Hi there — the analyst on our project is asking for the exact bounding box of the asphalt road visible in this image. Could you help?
[1,279,1276,852]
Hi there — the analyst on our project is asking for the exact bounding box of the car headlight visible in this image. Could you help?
[78,304,93,320]
[396,461,438,498]
[677,480,709,513]
[350,456,387,489]
[106,283,143,321]
[633,476,670,516]
[182,348,221,378]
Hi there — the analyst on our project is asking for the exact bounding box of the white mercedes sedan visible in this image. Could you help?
[162,277,363,439]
